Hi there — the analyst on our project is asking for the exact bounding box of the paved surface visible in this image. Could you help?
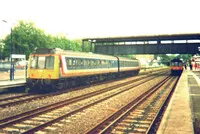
[190,71,200,133]
[0,70,26,81]
[0,70,26,90]
[157,70,200,134]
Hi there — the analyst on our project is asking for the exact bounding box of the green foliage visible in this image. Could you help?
[156,54,193,65]
[116,55,135,59]
[82,41,92,52]
[156,54,178,65]
[1,20,82,60]
[176,54,193,62]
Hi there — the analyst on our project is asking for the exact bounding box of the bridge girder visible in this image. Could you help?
[82,33,200,55]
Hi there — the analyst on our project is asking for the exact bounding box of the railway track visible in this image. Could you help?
[85,76,179,134]
[0,73,169,133]
[0,94,40,108]
[0,70,168,108]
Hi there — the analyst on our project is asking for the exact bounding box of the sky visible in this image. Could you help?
[0,0,200,39]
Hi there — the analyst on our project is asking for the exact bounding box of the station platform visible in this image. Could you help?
[157,70,200,134]
[0,71,26,92]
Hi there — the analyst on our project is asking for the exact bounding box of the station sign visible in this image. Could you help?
[11,54,25,59]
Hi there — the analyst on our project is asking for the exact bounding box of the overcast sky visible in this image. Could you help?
[0,0,200,39]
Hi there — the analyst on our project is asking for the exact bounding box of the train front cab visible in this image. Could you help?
[170,60,183,76]
[26,54,60,92]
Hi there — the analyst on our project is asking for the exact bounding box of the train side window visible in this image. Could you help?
[120,61,123,67]
[107,60,110,68]
[94,60,97,68]
[96,60,100,65]
[129,62,131,67]
[96,60,101,68]
[87,59,90,68]
[125,61,128,67]
[83,59,88,69]
[88,60,91,68]
[81,59,84,68]
[72,59,76,69]
[112,60,116,68]
[104,60,107,68]
[76,59,82,69]
[115,61,118,67]
[67,58,73,70]
[108,61,111,68]
[125,61,127,67]
[107,60,109,68]
[101,60,105,68]
[90,60,94,69]
[132,62,135,66]
[130,61,132,67]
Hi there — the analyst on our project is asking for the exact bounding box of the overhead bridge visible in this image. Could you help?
[82,33,200,55]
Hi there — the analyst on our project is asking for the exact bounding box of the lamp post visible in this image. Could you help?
[2,20,14,81]
[0,43,5,61]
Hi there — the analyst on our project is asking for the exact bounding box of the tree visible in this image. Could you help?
[176,54,193,62]
[2,21,48,59]
[156,54,177,66]
[1,20,83,60]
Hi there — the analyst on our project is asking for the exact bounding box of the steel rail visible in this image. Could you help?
[0,74,159,128]
[85,76,172,134]
[21,76,169,133]
[146,76,180,134]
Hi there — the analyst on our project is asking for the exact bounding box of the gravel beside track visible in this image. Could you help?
[39,76,168,134]
[0,74,146,120]
[0,93,27,100]
[0,70,170,133]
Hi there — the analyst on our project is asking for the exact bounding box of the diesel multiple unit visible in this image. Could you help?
[27,48,141,92]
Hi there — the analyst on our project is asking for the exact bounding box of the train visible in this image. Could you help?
[26,48,141,92]
[170,58,183,75]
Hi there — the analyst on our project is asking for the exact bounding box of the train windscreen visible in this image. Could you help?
[30,56,54,70]
[171,62,183,66]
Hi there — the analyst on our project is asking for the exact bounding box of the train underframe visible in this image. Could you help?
[26,70,140,93]
[171,70,183,76]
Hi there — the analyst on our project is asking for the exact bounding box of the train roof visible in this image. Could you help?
[170,58,183,62]
[32,48,137,61]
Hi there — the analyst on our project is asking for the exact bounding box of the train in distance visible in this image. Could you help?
[26,48,141,92]
[170,58,183,75]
